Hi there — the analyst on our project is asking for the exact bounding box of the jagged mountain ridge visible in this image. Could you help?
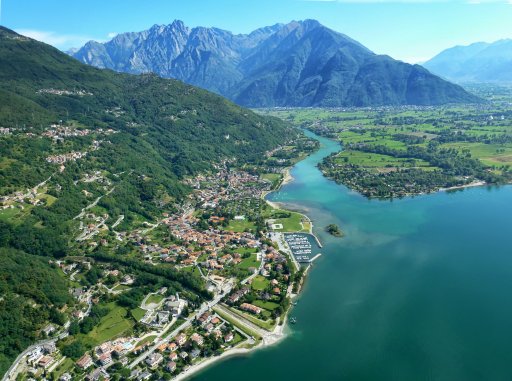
[73,19,480,107]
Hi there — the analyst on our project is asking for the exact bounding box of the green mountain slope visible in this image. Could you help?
[0,26,297,376]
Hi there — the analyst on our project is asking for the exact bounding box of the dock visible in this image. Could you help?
[284,233,322,264]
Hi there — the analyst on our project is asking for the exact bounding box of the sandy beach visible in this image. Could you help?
[440,180,486,192]
[281,168,294,187]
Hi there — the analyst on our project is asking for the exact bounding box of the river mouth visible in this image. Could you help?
[195,130,512,381]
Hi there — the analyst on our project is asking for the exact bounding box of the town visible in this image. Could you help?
[1,132,319,381]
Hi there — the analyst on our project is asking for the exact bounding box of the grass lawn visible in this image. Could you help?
[136,335,157,347]
[252,300,280,311]
[441,142,512,167]
[225,219,256,233]
[181,266,201,277]
[335,150,431,170]
[146,293,165,305]
[237,254,260,271]
[131,307,147,322]
[0,207,22,222]
[230,332,245,346]
[37,193,57,206]
[51,357,74,379]
[251,275,270,291]
[260,173,283,189]
[269,210,308,233]
[80,302,133,346]
[113,284,131,292]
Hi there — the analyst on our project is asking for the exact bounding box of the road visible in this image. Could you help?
[214,304,267,338]
[2,328,70,381]
[73,187,115,220]
[128,281,233,369]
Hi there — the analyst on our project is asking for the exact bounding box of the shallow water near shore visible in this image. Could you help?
[194,130,512,381]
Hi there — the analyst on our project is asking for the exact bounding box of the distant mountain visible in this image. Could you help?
[424,40,512,83]
[73,20,480,107]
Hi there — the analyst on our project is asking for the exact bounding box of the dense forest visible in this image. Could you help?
[0,248,71,376]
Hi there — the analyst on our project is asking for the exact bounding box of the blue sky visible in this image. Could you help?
[2,0,512,63]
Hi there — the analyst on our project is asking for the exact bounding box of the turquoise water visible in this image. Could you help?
[194,131,512,381]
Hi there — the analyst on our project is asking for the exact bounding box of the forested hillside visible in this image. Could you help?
[0,26,297,377]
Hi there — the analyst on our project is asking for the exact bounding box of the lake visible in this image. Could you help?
[194,130,512,380]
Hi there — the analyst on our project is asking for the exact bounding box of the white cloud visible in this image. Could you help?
[14,29,100,49]
[107,32,118,39]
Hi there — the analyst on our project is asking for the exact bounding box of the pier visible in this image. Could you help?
[284,233,322,264]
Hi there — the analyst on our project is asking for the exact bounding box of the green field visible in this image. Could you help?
[335,150,433,171]
[146,293,165,305]
[80,303,134,346]
[131,307,147,321]
[112,284,131,292]
[260,173,283,189]
[268,209,309,232]
[0,207,22,222]
[225,219,256,233]
[237,253,260,271]
[252,300,280,311]
[441,142,512,166]
[251,275,270,291]
[136,335,157,347]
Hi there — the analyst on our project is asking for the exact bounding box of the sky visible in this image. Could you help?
[2,0,512,63]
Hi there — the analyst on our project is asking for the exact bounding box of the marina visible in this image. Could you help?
[284,233,321,263]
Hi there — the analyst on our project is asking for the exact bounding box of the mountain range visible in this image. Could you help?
[72,19,480,107]
[424,39,512,83]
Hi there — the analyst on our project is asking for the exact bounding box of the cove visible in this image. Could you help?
[193,130,512,381]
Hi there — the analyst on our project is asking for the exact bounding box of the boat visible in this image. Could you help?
[290,317,297,324]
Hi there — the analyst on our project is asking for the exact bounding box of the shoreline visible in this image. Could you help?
[176,165,316,380]
[175,315,289,381]
[439,180,486,192]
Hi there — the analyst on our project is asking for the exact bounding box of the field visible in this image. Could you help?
[335,150,433,171]
[252,300,280,311]
[112,284,131,292]
[225,219,256,233]
[0,207,22,222]
[131,307,147,321]
[251,275,270,291]
[135,335,158,348]
[51,358,74,379]
[440,142,512,166]
[146,294,165,305]
[267,209,309,232]
[260,173,283,189]
[79,303,134,346]
[237,253,260,271]
[263,103,512,198]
